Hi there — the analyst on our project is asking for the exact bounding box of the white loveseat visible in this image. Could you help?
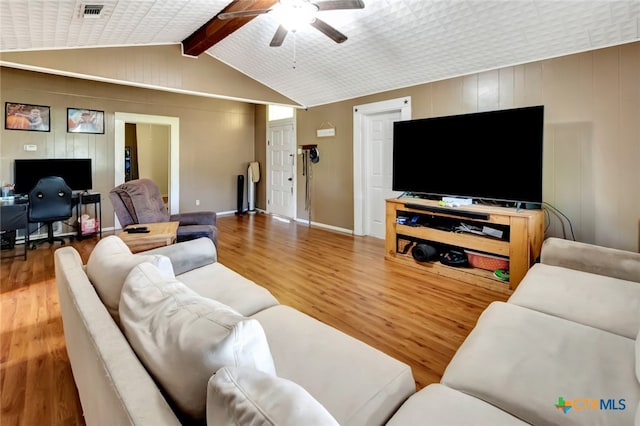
[388,237,640,425]
[54,236,416,425]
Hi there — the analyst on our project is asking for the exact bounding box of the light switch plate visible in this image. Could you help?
[24,144,37,151]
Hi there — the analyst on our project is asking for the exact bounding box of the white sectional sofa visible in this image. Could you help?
[55,234,640,425]
[388,237,640,426]
[54,236,415,425]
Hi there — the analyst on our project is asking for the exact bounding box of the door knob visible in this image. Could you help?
[288,177,293,181]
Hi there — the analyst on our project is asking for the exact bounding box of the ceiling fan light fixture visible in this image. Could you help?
[275,0,319,32]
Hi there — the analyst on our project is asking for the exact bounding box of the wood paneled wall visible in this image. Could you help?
[296,42,640,251]
[2,42,638,251]
[0,67,257,229]
[0,45,296,106]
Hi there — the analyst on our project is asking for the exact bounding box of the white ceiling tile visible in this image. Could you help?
[0,0,638,106]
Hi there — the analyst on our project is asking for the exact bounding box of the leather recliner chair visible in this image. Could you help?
[109,178,217,246]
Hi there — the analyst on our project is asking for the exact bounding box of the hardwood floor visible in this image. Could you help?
[1,213,508,425]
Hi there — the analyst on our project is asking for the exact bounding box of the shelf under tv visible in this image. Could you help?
[385,197,544,293]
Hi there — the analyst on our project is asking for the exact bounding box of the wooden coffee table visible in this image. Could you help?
[119,221,179,253]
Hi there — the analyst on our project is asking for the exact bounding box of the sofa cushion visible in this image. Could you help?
[178,262,279,316]
[540,237,640,282]
[86,235,174,322]
[119,263,275,423]
[251,305,415,426]
[144,237,217,275]
[509,263,640,339]
[207,366,339,426]
[441,302,639,426]
[386,384,528,426]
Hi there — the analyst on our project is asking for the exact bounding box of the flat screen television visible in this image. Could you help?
[392,105,544,205]
[14,158,93,194]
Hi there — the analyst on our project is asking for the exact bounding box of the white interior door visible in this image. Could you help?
[353,97,411,237]
[365,111,402,239]
[267,119,296,218]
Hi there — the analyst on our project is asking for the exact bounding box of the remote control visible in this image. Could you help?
[126,227,149,233]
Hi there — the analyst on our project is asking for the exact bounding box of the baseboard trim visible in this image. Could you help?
[214,210,352,235]
[217,210,238,216]
[294,218,353,235]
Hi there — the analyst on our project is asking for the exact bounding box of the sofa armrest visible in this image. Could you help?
[540,237,640,282]
[170,211,216,226]
[140,237,217,275]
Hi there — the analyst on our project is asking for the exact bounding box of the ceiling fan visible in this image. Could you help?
[217,0,365,47]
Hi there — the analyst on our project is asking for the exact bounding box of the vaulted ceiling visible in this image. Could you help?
[1,0,638,107]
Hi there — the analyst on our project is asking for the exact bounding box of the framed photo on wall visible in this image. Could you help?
[67,108,105,134]
[5,102,50,132]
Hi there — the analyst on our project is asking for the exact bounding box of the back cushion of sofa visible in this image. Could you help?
[207,366,339,426]
[86,236,174,322]
[119,263,275,423]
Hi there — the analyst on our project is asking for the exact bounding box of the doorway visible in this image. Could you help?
[124,123,170,205]
[353,97,412,238]
[114,112,179,228]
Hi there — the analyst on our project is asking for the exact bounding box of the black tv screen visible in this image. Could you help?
[14,158,93,194]
[392,106,544,204]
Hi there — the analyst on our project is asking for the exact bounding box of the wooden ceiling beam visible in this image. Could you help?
[182,0,279,57]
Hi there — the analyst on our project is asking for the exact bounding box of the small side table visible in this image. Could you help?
[76,192,102,240]
[118,221,179,253]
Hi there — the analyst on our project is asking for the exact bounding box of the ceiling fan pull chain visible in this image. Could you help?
[292,31,297,69]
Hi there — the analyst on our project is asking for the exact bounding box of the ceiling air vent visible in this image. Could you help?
[81,4,104,18]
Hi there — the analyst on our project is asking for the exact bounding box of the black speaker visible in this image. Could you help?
[412,243,437,262]
[236,174,244,215]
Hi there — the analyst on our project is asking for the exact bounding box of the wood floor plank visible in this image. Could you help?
[215,213,508,390]
[0,212,508,425]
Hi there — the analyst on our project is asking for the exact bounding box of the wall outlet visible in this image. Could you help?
[195,199,200,206]
[24,144,37,151]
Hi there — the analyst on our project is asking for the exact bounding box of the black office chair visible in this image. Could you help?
[28,176,73,249]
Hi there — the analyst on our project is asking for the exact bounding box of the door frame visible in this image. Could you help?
[266,117,297,219]
[353,97,411,236]
[114,112,179,228]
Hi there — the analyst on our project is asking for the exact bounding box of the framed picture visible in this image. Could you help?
[67,108,104,134]
[5,102,50,132]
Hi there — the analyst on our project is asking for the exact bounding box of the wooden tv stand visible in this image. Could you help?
[385,197,544,293]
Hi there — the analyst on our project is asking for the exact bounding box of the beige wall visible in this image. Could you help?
[297,103,354,228]
[1,67,257,230]
[1,45,298,107]
[2,42,638,251]
[295,42,639,251]
[136,124,170,196]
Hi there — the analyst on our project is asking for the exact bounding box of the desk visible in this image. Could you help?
[4,193,101,244]
[119,222,179,253]
[1,203,28,260]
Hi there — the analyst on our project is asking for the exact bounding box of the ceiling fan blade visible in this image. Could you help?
[310,18,348,43]
[270,24,289,47]
[218,8,271,20]
[315,0,365,11]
